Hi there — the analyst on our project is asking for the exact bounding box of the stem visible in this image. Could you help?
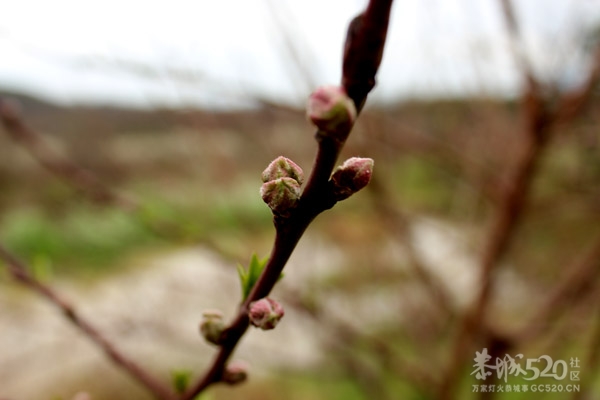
[183,1,394,398]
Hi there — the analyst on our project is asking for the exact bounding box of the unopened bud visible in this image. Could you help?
[222,360,248,385]
[307,85,357,138]
[199,309,225,345]
[260,177,300,217]
[249,298,285,330]
[330,157,374,201]
[261,156,304,184]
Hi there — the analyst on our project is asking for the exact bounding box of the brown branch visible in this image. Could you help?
[343,0,392,111]
[0,244,176,400]
[437,0,552,397]
[0,99,137,211]
[182,2,394,398]
[438,2,600,398]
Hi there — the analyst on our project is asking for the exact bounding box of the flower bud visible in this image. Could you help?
[248,297,285,330]
[199,309,225,345]
[222,360,249,385]
[330,157,374,201]
[307,85,357,138]
[260,177,301,217]
[261,156,304,184]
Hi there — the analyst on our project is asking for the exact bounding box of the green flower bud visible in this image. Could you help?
[330,157,374,201]
[261,156,304,184]
[260,177,301,217]
[307,85,357,138]
[199,309,225,345]
[248,297,285,330]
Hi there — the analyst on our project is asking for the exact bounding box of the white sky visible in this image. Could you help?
[0,0,599,108]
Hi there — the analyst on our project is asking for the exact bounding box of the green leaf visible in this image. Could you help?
[237,253,268,301]
[171,369,192,394]
[236,253,285,301]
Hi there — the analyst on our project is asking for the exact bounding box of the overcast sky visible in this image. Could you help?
[0,0,599,109]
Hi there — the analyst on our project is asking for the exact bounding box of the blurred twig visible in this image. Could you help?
[0,99,137,211]
[0,244,177,400]
[0,98,202,242]
[264,0,318,95]
[438,1,600,398]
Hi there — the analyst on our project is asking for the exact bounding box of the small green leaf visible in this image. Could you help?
[237,253,268,301]
[171,369,192,394]
[236,253,285,301]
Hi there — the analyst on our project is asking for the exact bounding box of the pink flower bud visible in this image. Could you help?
[260,177,301,217]
[248,298,285,330]
[222,360,249,385]
[199,309,225,345]
[261,156,304,184]
[307,85,357,137]
[330,157,374,201]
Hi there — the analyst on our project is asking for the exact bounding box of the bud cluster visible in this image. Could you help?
[260,156,304,217]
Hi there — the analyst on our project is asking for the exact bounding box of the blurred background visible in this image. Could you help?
[1,0,599,399]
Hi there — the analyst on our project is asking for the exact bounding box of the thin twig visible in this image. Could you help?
[0,244,176,400]
[182,2,394,398]
[0,99,200,242]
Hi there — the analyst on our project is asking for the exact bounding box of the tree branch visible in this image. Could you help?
[182,1,394,398]
[438,0,552,397]
[0,244,176,400]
